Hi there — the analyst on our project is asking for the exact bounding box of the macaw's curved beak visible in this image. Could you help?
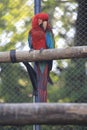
[43,21,47,31]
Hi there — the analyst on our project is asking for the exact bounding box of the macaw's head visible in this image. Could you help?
[32,13,49,30]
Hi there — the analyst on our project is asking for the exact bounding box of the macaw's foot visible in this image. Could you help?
[39,48,44,53]
[29,49,34,52]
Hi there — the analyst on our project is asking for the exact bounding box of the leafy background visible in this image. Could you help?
[0,0,87,129]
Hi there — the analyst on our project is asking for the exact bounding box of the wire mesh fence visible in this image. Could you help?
[0,0,87,129]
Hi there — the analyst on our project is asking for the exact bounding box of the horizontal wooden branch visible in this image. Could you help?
[0,103,87,126]
[0,46,87,63]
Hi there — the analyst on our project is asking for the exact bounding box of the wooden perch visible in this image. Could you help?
[0,103,87,126]
[0,46,87,63]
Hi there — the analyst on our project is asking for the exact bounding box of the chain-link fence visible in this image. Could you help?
[0,0,87,129]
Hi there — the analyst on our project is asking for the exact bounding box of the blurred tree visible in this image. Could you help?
[0,0,34,51]
[58,0,87,102]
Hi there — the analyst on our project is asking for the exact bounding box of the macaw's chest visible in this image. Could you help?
[31,28,47,50]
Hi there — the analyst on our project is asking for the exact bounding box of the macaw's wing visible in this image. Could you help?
[46,30,55,71]
[46,30,55,49]
[28,31,32,49]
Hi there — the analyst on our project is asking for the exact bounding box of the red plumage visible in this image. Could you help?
[30,28,46,50]
[30,13,49,50]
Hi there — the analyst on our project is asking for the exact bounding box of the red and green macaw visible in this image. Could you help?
[26,13,55,102]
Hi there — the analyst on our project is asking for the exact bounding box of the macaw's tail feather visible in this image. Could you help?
[23,62,37,93]
[38,89,47,102]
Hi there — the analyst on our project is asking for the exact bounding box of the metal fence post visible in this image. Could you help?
[33,1,41,130]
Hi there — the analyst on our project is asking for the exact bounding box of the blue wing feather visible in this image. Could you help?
[46,31,55,49]
[46,30,55,71]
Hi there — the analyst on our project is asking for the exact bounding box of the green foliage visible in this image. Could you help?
[0,63,33,103]
[0,0,34,51]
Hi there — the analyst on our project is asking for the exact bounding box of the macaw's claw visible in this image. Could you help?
[40,48,44,53]
[29,49,34,52]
